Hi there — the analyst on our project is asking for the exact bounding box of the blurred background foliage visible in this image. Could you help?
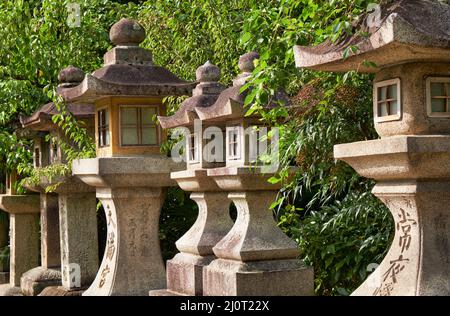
[0,0,396,295]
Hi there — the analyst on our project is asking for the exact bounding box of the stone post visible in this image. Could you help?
[0,195,40,295]
[203,188,313,296]
[40,193,60,268]
[335,137,450,295]
[161,190,233,296]
[10,213,40,287]
[152,61,232,296]
[20,193,62,296]
[73,157,181,296]
[83,187,165,296]
[28,177,99,296]
[368,182,450,295]
[58,190,98,292]
[0,211,9,284]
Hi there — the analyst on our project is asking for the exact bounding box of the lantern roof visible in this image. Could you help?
[158,61,224,129]
[21,66,94,131]
[20,102,94,132]
[195,52,288,122]
[58,18,195,103]
[294,0,450,73]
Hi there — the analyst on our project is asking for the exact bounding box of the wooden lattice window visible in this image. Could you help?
[120,106,158,146]
[227,126,241,161]
[187,133,199,164]
[427,77,450,117]
[374,78,401,122]
[98,109,110,147]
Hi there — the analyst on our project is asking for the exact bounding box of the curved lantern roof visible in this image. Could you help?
[195,52,288,122]
[158,61,225,129]
[58,18,195,103]
[21,102,94,132]
[294,0,450,73]
[21,66,94,131]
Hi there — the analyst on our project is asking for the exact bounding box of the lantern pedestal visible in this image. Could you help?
[0,274,8,285]
[150,169,233,296]
[0,214,9,284]
[22,176,98,296]
[73,157,180,296]
[20,193,61,296]
[20,266,61,296]
[54,178,98,293]
[202,167,314,296]
[0,195,40,296]
[335,136,450,296]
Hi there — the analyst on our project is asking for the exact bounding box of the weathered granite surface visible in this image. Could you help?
[73,157,182,296]
[335,136,450,295]
[0,195,40,295]
[294,0,450,72]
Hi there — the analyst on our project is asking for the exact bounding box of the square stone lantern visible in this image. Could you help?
[196,55,278,169]
[61,18,195,296]
[0,168,40,296]
[19,67,98,296]
[0,172,10,284]
[0,170,19,284]
[0,211,7,285]
[151,61,234,296]
[294,0,450,296]
[59,20,193,160]
[195,52,313,296]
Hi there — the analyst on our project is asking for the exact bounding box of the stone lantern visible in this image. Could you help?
[294,0,450,295]
[197,52,314,296]
[0,211,7,284]
[153,61,234,296]
[19,66,98,296]
[0,170,39,295]
[0,175,8,284]
[61,18,194,295]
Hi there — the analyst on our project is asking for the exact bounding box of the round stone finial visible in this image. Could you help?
[58,66,85,84]
[109,18,146,46]
[196,61,220,82]
[238,51,260,73]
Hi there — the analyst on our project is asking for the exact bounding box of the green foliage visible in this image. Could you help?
[51,94,96,161]
[279,186,394,295]
[0,246,9,270]
[0,132,33,177]
[272,74,394,295]
[21,163,71,193]
[0,0,139,188]
[139,0,255,85]
[159,188,198,261]
[239,0,379,121]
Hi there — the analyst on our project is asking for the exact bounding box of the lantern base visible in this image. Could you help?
[203,258,314,296]
[38,286,85,296]
[0,272,9,284]
[20,266,61,296]
[0,284,22,296]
